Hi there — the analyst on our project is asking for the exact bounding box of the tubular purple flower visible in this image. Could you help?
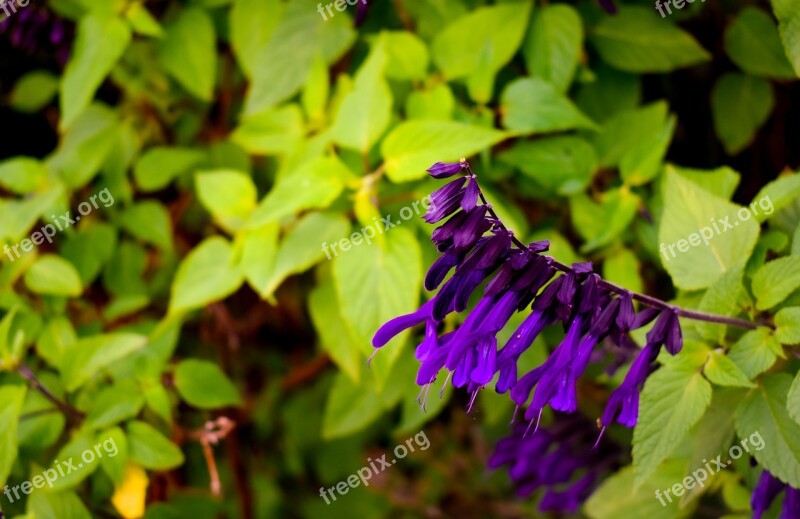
[372,299,434,348]
[452,206,492,249]
[600,343,659,427]
[427,161,466,178]
[752,470,785,519]
[461,176,479,211]
[471,336,497,384]
[781,486,800,519]
[424,253,460,291]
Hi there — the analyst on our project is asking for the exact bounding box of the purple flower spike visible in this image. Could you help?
[427,161,466,179]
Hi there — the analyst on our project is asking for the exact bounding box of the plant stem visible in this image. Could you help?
[465,164,768,331]
[17,363,84,421]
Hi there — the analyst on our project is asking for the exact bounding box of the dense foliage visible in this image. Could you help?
[0,0,799,517]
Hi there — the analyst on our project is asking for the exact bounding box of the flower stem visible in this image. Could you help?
[466,163,768,331]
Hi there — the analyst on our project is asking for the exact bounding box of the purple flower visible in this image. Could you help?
[489,413,623,514]
[600,342,659,427]
[781,486,800,518]
[752,470,786,519]
[427,161,466,179]
[372,299,434,348]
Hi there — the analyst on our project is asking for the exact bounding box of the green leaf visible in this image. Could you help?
[157,8,217,101]
[169,237,244,315]
[382,121,507,182]
[60,333,147,391]
[680,388,743,506]
[28,490,92,519]
[45,432,98,490]
[522,5,583,92]
[322,371,384,439]
[103,241,148,297]
[331,38,392,152]
[37,318,78,370]
[175,359,242,409]
[432,2,531,102]
[711,73,774,155]
[251,212,349,298]
[125,2,164,38]
[672,165,740,199]
[729,328,782,379]
[576,63,641,123]
[62,223,117,285]
[86,381,145,429]
[585,460,694,519]
[753,257,800,310]
[658,167,760,290]
[788,371,800,425]
[695,263,745,342]
[0,156,50,194]
[241,223,280,297]
[704,351,757,388]
[98,427,128,485]
[603,248,643,294]
[230,0,283,77]
[735,374,800,488]
[119,201,173,251]
[230,105,305,155]
[47,104,118,188]
[500,78,596,134]
[248,157,347,226]
[725,7,796,79]
[383,31,429,80]
[591,102,669,169]
[244,0,355,115]
[751,173,800,223]
[405,84,455,121]
[24,255,83,297]
[133,147,206,192]
[60,15,131,128]
[775,307,800,345]
[633,362,713,486]
[769,0,800,76]
[309,280,363,382]
[196,170,258,233]
[301,54,329,122]
[590,7,710,73]
[333,227,422,383]
[570,188,639,252]
[499,136,597,196]
[620,115,676,186]
[127,421,185,470]
[0,385,26,487]
[10,70,59,113]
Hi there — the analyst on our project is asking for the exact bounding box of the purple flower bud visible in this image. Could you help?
[427,161,466,178]
[461,176,479,210]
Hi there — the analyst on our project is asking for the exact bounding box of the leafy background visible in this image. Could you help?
[0,0,799,517]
